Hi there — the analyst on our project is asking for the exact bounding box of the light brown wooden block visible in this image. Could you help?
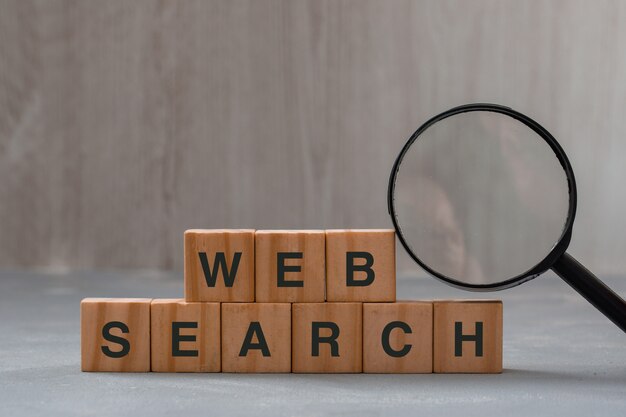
[151,299,220,372]
[184,229,255,302]
[325,229,395,302]
[221,303,291,372]
[363,301,433,373]
[255,230,325,303]
[81,298,151,372]
[292,303,362,373]
[433,300,502,373]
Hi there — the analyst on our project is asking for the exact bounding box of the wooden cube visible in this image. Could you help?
[292,303,362,373]
[363,302,433,373]
[151,299,220,372]
[184,229,255,302]
[433,300,502,373]
[81,298,151,372]
[221,303,291,372]
[255,230,325,303]
[326,229,395,302]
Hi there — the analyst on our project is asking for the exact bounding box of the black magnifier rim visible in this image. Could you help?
[388,103,578,291]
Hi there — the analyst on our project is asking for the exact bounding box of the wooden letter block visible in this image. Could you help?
[184,229,255,302]
[221,303,291,372]
[292,303,362,373]
[81,298,151,372]
[363,302,433,373]
[151,299,220,372]
[433,300,502,373]
[255,230,325,303]
[326,229,395,302]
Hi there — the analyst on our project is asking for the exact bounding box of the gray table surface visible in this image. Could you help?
[0,268,625,416]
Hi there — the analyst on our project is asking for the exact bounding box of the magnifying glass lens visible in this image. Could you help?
[393,111,570,286]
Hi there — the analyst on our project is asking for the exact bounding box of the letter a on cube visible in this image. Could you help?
[221,303,291,372]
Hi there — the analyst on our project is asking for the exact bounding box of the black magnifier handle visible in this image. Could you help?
[552,252,626,333]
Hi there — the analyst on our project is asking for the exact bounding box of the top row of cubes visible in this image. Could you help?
[184,229,396,303]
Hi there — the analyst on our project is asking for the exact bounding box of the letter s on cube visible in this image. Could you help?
[80,298,151,372]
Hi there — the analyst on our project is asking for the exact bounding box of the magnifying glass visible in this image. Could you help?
[388,103,626,332]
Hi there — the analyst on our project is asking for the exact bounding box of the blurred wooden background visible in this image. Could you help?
[1,0,626,274]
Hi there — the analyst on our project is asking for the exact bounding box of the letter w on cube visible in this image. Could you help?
[184,229,255,302]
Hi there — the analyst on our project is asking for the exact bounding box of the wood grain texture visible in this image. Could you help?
[80,298,151,372]
[221,303,291,373]
[150,299,220,372]
[292,302,362,373]
[433,300,503,374]
[2,1,626,275]
[255,230,325,302]
[363,301,433,373]
[326,230,395,302]
[184,229,255,302]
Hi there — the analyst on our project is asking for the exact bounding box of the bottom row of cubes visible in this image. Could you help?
[81,299,502,374]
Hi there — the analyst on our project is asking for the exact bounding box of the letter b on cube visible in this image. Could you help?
[326,230,396,302]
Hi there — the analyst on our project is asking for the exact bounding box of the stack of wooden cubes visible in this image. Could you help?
[81,229,502,374]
